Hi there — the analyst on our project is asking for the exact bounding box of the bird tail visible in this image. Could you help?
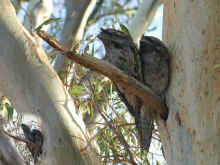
[135,116,154,151]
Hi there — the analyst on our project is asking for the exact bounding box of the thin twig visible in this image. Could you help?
[2,129,40,151]
[87,79,136,164]
[95,103,137,165]
[87,8,137,26]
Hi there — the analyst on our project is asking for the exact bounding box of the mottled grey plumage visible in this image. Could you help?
[21,124,44,163]
[98,28,143,121]
[138,35,169,150]
[98,29,169,151]
[139,36,169,96]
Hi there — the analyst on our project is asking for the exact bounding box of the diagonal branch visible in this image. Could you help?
[0,131,24,165]
[2,129,40,152]
[37,30,167,119]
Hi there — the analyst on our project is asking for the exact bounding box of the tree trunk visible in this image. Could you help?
[160,0,220,164]
[0,132,23,165]
[54,0,96,72]
[0,1,101,164]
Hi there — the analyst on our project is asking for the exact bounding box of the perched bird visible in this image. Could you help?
[98,29,169,151]
[139,35,170,97]
[21,124,44,163]
[138,35,170,149]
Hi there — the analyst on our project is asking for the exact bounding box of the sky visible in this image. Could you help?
[147,5,163,39]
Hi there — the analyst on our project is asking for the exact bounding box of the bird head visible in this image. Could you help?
[21,123,34,141]
[21,124,31,135]
[98,28,133,47]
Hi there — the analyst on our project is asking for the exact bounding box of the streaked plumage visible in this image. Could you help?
[98,29,169,151]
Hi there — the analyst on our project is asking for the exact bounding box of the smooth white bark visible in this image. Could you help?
[160,0,220,164]
[23,0,53,45]
[0,1,100,164]
[0,132,23,165]
[129,0,162,45]
[24,0,53,31]
[54,0,97,71]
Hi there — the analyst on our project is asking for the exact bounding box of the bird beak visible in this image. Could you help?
[97,28,108,40]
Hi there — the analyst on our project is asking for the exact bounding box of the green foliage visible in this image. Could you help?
[214,64,220,69]
[20,0,166,164]
[35,17,61,31]
[69,85,85,95]
[0,97,14,121]
[72,42,80,55]
[5,103,14,121]
[156,161,161,165]
[120,24,132,38]
[57,70,66,81]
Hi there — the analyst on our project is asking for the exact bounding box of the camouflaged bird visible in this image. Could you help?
[98,28,169,151]
[21,124,44,163]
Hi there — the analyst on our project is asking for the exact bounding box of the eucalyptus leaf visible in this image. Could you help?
[35,18,61,31]
[72,42,80,55]
[5,103,14,120]
[69,85,84,95]
[120,24,131,38]
[156,161,161,165]
[91,44,95,57]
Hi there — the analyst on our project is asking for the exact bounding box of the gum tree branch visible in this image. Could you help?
[0,1,101,164]
[88,0,105,22]
[37,30,167,119]
[54,0,97,72]
[0,131,23,165]
[129,0,163,45]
